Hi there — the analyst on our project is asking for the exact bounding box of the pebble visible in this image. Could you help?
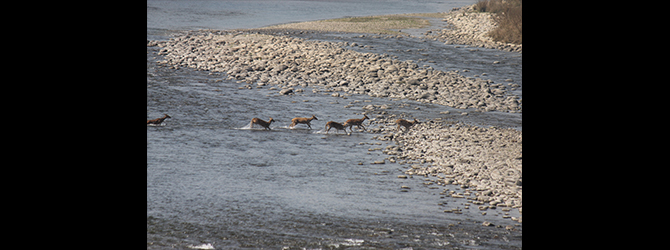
[385,118,522,213]
[152,30,521,113]
[279,88,294,95]
[151,21,523,214]
[427,5,522,52]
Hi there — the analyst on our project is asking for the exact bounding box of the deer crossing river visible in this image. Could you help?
[147,1,521,249]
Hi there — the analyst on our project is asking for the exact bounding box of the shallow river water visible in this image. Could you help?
[148,1,521,249]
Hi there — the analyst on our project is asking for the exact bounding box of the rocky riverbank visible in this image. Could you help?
[147,7,522,222]
[254,4,521,52]
[368,116,522,219]
[426,5,522,52]
[149,30,521,113]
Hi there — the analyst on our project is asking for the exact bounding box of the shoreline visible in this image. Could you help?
[150,30,521,113]
[252,4,521,52]
[147,3,521,224]
[426,5,522,52]
[370,117,522,219]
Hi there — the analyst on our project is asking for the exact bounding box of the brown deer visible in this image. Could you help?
[343,114,369,132]
[147,114,171,125]
[251,117,275,130]
[395,118,420,132]
[325,121,348,134]
[289,115,318,129]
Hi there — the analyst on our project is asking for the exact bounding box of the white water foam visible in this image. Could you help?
[237,121,273,130]
[313,129,350,135]
[341,239,364,246]
[188,243,215,249]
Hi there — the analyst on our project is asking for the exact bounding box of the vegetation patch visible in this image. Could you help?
[262,14,429,34]
[474,0,522,44]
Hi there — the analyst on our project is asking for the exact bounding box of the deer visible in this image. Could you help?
[147,114,171,125]
[289,115,318,129]
[343,114,369,132]
[251,117,275,130]
[395,118,420,132]
[325,121,348,134]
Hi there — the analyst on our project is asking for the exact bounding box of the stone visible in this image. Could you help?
[279,88,294,95]
[482,221,494,227]
[155,32,523,215]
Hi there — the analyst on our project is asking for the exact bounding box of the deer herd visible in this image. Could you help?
[148,113,421,134]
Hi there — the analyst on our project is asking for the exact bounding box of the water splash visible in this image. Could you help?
[188,243,214,250]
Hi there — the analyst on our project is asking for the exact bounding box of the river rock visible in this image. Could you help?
[153,31,521,113]
[279,88,294,95]
[424,4,522,52]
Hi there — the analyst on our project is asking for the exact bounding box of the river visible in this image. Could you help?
[147,0,521,249]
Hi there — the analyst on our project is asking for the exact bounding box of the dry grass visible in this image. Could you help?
[474,0,522,44]
[261,15,429,34]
